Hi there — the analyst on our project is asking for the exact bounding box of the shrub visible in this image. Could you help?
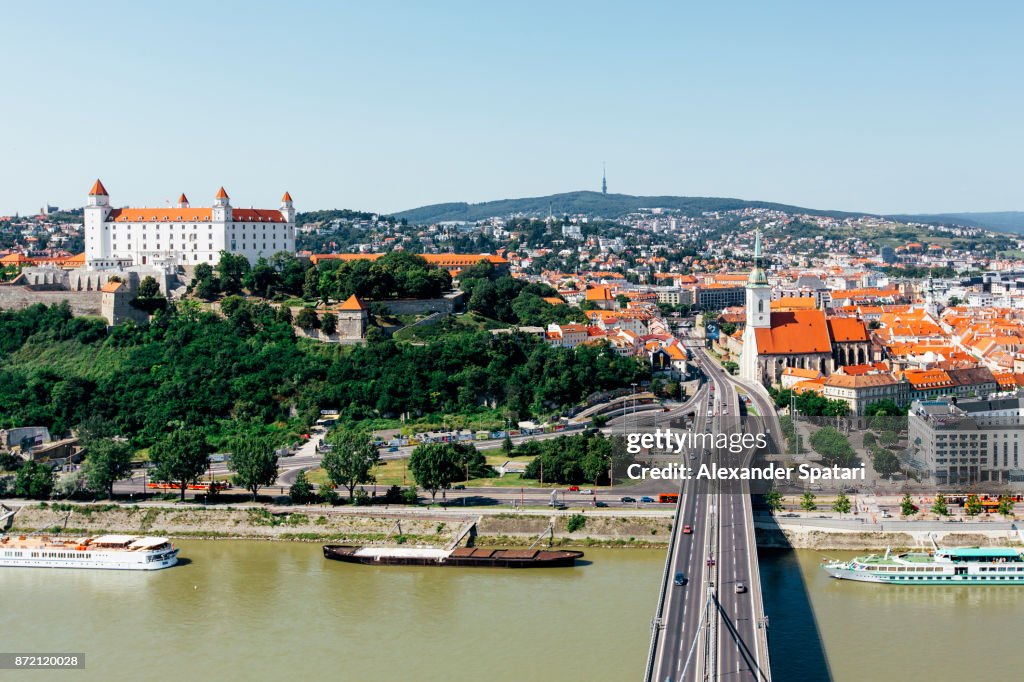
[567,514,587,533]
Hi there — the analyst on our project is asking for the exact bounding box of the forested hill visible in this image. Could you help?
[392,191,865,224]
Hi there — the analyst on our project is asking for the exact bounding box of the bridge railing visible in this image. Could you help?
[642,463,687,681]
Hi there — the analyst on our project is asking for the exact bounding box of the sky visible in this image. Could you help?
[1,1,1021,216]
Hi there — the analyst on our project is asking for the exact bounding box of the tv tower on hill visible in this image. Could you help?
[601,162,607,194]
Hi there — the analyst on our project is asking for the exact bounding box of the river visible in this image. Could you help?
[1,541,663,681]
[5,542,1022,681]
[761,548,1024,681]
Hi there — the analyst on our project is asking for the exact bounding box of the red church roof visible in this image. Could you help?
[754,310,833,355]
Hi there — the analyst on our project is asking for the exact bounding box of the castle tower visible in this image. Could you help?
[177,193,189,208]
[280,191,295,223]
[212,186,232,223]
[84,179,112,269]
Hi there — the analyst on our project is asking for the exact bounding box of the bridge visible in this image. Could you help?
[645,348,777,682]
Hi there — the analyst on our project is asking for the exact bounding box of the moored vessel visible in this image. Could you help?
[822,546,1024,585]
[323,544,583,568]
[0,533,179,570]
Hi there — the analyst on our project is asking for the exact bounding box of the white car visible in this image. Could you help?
[580,488,594,495]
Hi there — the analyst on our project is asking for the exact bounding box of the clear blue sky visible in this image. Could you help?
[2,1,1021,216]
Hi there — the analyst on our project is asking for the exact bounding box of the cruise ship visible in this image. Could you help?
[822,546,1024,584]
[0,533,179,570]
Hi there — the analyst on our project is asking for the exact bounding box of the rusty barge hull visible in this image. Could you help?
[323,545,583,568]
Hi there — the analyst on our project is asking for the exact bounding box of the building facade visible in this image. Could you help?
[84,180,295,270]
[908,397,1024,484]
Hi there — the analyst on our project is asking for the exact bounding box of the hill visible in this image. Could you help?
[392,191,866,224]
[889,211,1024,234]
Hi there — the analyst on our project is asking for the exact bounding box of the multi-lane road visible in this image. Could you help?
[649,349,773,681]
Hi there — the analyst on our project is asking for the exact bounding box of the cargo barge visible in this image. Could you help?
[323,544,583,568]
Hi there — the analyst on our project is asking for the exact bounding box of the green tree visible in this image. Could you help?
[217,251,251,295]
[502,431,514,458]
[997,494,1015,518]
[931,493,948,516]
[296,308,319,329]
[150,428,213,502]
[82,438,134,499]
[872,449,901,477]
[408,443,462,503]
[322,430,380,500]
[289,470,314,504]
[15,460,54,499]
[321,312,338,335]
[900,493,918,517]
[965,494,983,516]
[137,275,161,299]
[800,491,817,512]
[764,488,783,513]
[832,491,851,516]
[230,435,279,501]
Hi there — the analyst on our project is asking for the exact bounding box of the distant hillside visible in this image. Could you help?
[392,191,865,224]
[890,211,1024,234]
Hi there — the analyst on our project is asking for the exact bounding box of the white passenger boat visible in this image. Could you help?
[822,545,1024,585]
[0,533,179,570]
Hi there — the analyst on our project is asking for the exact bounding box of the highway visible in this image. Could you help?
[648,349,773,682]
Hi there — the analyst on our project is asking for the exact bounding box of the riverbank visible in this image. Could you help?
[757,515,1024,550]
[9,501,1024,551]
[6,502,675,548]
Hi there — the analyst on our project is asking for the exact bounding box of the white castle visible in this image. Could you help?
[84,180,296,270]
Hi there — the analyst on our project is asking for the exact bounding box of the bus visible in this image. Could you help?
[147,481,231,492]
[658,493,679,504]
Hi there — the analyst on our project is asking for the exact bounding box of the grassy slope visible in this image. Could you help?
[3,339,129,380]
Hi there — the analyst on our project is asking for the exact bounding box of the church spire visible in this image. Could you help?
[747,228,768,287]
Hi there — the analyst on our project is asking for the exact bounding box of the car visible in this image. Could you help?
[640,496,655,503]
[674,572,688,586]
[620,496,636,503]
[594,501,608,508]
[782,513,799,517]
[580,488,594,495]
[706,557,716,567]
[387,446,399,452]
[549,503,568,510]
[682,524,693,534]
[567,485,580,492]
[453,484,465,490]
[735,582,747,594]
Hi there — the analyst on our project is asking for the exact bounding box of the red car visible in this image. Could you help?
[707,557,716,567]
[682,524,693,534]
[567,485,580,492]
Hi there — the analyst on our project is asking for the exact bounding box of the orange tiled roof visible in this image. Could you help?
[282,191,293,202]
[106,207,286,223]
[772,297,816,311]
[827,317,870,343]
[754,310,833,355]
[310,253,507,267]
[216,187,229,199]
[89,179,108,196]
[339,294,365,311]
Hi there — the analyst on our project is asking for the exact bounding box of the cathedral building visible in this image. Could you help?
[739,230,871,387]
[84,180,295,270]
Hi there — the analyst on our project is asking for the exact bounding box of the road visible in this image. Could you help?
[649,349,774,681]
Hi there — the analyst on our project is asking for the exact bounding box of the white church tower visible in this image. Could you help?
[740,229,771,383]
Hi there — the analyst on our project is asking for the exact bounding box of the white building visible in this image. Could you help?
[84,180,295,270]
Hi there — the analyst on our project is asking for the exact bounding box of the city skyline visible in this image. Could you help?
[2,1,1022,216]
